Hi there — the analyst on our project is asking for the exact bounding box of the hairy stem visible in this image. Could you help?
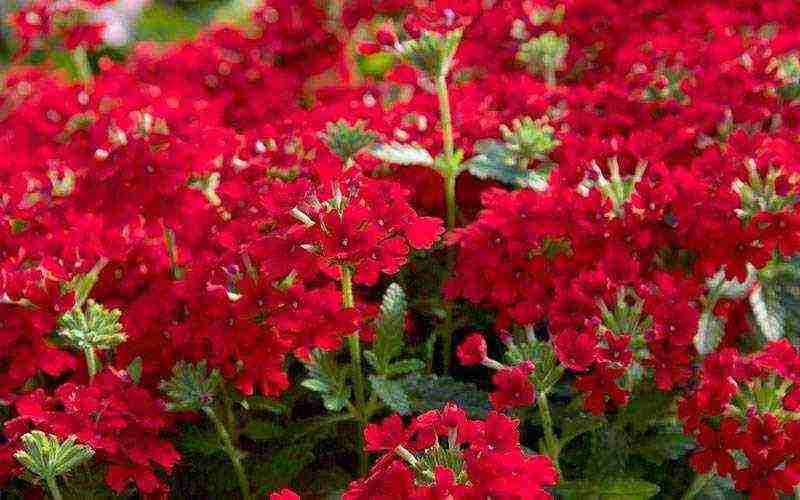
[45,475,63,500]
[206,407,251,500]
[537,390,561,475]
[435,74,459,373]
[681,472,712,500]
[340,265,367,474]
[84,347,99,383]
[72,46,92,86]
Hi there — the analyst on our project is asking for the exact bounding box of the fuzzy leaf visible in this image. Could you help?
[15,431,94,481]
[369,375,411,415]
[749,283,785,342]
[465,139,548,190]
[58,299,126,352]
[127,357,143,384]
[559,415,604,448]
[557,479,660,500]
[365,283,407,375]
[386,359,425,377]
[694,309,725,356]
[398,28,463,79]
[370,142,434,167]
[302,350,350,413]
[160,360,221,413]
[320,119,377,162]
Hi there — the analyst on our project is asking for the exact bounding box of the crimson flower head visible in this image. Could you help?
[293,177,443,285]
[345,405,558,499]
[489,365,535,411]
[553,329,597,372]
[457,333,488,366]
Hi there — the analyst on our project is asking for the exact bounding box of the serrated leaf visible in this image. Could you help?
[386,359,425,376]
[366,283,408,376]
[127,357,143,385]
[465,139,548,190]
[301,350,351,413]
[557,479,660,500]
[241,420,285,441]
[629,431,694,463]
[694,309,725,356]
[709,264,758,300]
[369,375,411,415]
[559,415,604,448]
[370,142,434,167]
[300,379,330,393]
[749,283,785,342]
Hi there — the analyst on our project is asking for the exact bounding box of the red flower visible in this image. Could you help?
[489,365,535,411]
[457,333,488,366]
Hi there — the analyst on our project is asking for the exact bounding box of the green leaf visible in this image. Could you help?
[300,379,330,393]
[369,375,411,415]
[464,139,549,190]
[398,28,463,80]
[629,431,694,464]
[557,479,660,500]
[695,265,758,355]
[58,299,126,352]
[127,357,143,385]
[386,358,425,377]
[241,420,285,441]
[365,283,407,375]
[301,350,350,413]
[357,52,397,78]
[15,431,94,481]
[400,374,491,418]
[370,142,434,167]
[559,415,604,448]
[320,119,377,162]
[695,307,726,356]
[160,360,222,413]
[749,283,785,342]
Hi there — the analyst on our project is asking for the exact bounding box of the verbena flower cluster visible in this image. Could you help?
[1,0,800,498]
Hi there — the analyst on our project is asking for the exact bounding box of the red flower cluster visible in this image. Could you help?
[679,341,800,499]
[3,369,178,494]
[344,403,558,499]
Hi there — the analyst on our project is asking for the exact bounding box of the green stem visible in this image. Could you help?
[435,75,458,373]
[681,472,713,500]
[537,390,561,476]
[223,387,237,439]
[436,75,454,163]
[84,347,99,383]
[340,265,367,475]
[72,46,92,86]
[544,67,556,89]
[206,408,251,500]
[45,476,63,500]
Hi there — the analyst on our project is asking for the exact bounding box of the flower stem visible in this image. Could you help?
[435,74,459,373]
[681,472,712,500]
[205,407,251,500]
[72,45,92,86]
[436,74,457,230]
[45,475,63,500]
[340,265,367,475]
[84,347,99,383]
[537,390,561,476]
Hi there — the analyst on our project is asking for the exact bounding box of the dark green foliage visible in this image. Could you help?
[399,373,491,418]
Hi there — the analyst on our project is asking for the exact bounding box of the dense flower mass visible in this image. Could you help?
[344,404,558,499]
[0,0,800,498]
